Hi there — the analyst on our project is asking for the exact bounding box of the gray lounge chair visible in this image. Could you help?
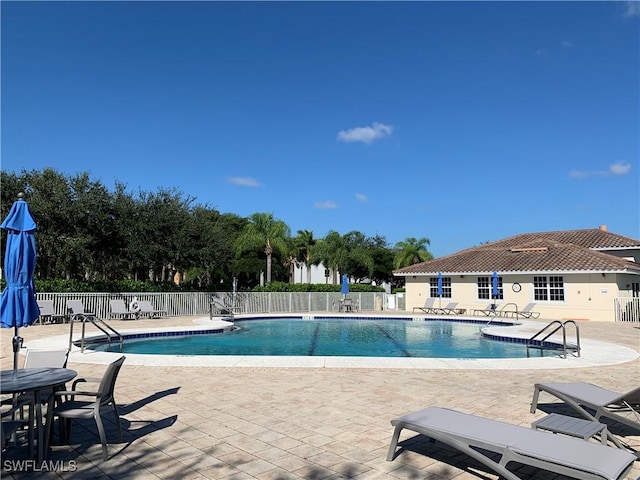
[138,300,167,318]
[412,297,439,314]
[210,295,237,315]
[387,406,636,480]
[66,300,95,319]
[517,302,540,318]
[531,382,640,444]
[498,302,540,319]
[473,304,494,316]
[37,299,67,324]
[109,299,138,320]
[438,302,466,315]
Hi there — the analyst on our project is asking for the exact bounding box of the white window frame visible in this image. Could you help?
[534,275,565,302]
[477,276,503,301]
[429,276,452,299]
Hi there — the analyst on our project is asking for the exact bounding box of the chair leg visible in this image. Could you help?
[62,418,72,443]
[112,403,122,442]
[94,413,108,461]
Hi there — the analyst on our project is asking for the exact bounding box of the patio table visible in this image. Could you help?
[1,367,77,462]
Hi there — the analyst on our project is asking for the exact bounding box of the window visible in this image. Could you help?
[534,276,565,301]
[429,276,451,298]
[477,276,503,300]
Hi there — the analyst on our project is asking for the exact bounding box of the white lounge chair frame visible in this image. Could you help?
[387,406,636,480]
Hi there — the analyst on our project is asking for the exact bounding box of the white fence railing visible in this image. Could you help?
[35,292,393,320]
[614,297,640,323]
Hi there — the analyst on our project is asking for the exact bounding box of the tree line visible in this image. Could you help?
[1,168,434,291]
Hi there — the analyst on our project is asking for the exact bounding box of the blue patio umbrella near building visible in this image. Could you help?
[436,272,443,308]
[0,194,40,369]
[341,274,349,299]
[491,271,499,309]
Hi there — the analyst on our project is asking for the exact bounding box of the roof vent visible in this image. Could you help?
[599,224,608,231]
[510,247,549,253]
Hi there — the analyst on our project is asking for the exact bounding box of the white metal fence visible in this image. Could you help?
[614,297,640,323]
[35,291,393,320]
[34,292,635,322]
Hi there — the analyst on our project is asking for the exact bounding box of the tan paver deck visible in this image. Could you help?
[1,315,639,479]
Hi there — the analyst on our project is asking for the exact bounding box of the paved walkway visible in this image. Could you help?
[1,315,639,479]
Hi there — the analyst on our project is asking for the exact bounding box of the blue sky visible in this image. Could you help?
[2,1,638,257]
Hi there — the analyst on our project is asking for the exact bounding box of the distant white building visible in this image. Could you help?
[292,262,391,293]
[292,263,336,284]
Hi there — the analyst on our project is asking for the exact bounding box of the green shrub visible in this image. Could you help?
[252,282,384,293]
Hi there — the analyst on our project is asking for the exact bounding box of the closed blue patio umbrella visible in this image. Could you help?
[491,271,499,309]
[0,194,40,369]
[341,274,349,299]
[436,272,443,308]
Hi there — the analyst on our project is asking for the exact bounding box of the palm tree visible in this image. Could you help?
[314,231,350,284]
[393,237,433,269]
[235,212,291,284]
[295,229,316,284]
[283,236,300,284]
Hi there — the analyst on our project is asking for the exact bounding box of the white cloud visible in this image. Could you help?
[337,122,393,144]
[624,1,640,17]
[226,176,261,187]
[355,193,368,203]
[314,200,338,209]
[561,40,573,48]
[569,162,632,179]
[610,162,632,175]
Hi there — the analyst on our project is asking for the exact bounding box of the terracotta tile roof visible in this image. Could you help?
[394,228,640,275]
[486,228,640,250]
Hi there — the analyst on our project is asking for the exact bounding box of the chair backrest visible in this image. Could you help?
[24,349,69,369]
[443,302,457,309]
[67,300,86,315]
[138,300,153,312]
[37,299,56,316]
[623,386,640,406]
[521,303,536,312]
[211,296,226,309]
[109,299,128,314]
[424,297,436,308]
[98,356,126,407]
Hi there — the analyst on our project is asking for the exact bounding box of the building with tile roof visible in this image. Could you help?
[393,226,640,322]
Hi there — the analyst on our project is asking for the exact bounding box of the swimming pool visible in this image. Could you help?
[87,317,530,358]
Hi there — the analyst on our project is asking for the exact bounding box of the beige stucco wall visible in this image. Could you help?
[403,273,623,322]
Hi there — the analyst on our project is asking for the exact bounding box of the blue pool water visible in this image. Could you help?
[90,318,529,358]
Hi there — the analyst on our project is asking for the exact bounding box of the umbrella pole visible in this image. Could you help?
[12,326,23,370]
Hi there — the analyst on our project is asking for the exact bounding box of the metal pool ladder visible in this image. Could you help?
[526,320,581,358]
[68,313,124,353]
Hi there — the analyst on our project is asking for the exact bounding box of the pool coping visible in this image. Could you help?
[23,313,640,369]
